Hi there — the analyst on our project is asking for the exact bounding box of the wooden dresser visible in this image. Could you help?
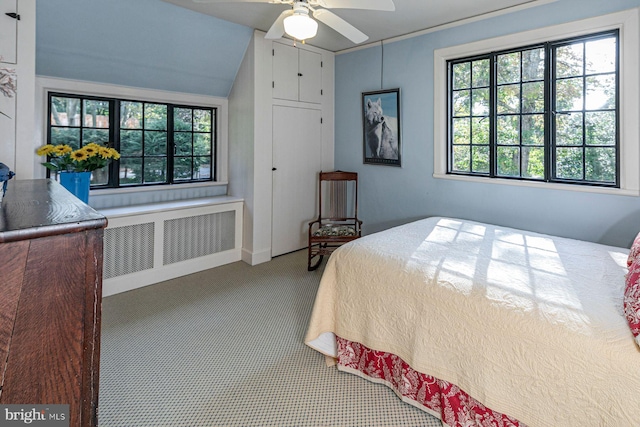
[0,179,107,427]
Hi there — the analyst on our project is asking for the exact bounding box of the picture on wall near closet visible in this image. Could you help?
[362,88,401,166]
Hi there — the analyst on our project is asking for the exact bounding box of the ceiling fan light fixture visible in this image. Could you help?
[283,12,318,41]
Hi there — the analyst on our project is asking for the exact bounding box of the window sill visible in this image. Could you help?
[433,173,639,197]
[98,194,243,218]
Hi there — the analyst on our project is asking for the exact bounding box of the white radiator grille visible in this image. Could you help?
[163,211,235,265]
[102,199,243,296]
[104,223,155,279]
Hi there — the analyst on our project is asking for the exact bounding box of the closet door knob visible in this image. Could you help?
[5,12,20,20]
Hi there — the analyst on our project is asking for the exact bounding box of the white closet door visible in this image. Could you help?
[272,105,322,257]
[298,49,322,104]
[272,42,299,102]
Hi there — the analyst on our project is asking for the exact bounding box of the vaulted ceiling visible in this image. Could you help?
[161,0,554,52]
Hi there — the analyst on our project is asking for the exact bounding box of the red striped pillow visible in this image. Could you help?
[624,259,640,347]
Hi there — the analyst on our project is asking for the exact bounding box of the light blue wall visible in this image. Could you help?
[36,0,253,97]
[335,0,640,248]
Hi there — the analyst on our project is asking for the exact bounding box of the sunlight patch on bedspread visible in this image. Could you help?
[417,219,606,333]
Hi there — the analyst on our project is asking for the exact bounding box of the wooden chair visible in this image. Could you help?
[308,171,362,271]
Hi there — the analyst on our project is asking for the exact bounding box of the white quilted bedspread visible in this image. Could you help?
[305,217,640,426]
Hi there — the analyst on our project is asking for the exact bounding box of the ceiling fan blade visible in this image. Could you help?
[192,0,257,3]
[192,0,285,4]
[265,9,294,39]
[313,0,394,11]
[312,9,368,44]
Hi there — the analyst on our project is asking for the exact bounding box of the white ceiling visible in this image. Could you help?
[161,0,551,52]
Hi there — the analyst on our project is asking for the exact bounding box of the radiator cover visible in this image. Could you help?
[101,198,243,296]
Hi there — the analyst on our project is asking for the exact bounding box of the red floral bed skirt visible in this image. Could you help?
[336,336,525,427]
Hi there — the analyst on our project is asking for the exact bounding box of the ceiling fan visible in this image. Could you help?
[192,0,396,44]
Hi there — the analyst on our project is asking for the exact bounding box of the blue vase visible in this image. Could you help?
[59,171,91,204]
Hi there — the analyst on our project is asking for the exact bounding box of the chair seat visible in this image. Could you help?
[312,224,357,237]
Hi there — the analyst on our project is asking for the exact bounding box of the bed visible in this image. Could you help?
[305,217,640,426]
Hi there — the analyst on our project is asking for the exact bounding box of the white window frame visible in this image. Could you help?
[35,76,229,193]
[434,8,640,196]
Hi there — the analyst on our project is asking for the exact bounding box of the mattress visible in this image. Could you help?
[305,217,640,426]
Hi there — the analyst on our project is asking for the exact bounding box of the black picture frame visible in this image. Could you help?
[362,88,401,166]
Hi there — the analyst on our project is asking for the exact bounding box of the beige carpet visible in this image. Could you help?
[99,250,441,426]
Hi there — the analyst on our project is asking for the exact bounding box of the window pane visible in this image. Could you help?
[472,59,490,87]
[120,158,142,185]
[585,147,615,182]
[121,102,142,129]
[83,100,109,128]
[144,103,167,131]
[472,88,489,116]
[452,146,470,172]
[91,168,109,186]
[586,37,616,74]
[120,130,143,156]
[497,52,521,84]
[193,157,211,179]
[453,62,470,89]
[472,146,489,173]
[144,157,167,184]
[82,129,109,146]
[555,78,583,111]
[453,118,470,145]
[194,134,212,156]
[522,114,544,146]
[174,132,192,155]
[497,116,519,145]
[522,81,544,113]
[497,84,520,114]
[51,97,81,126]
[194,109,212,132]
[555,113,583,146]
[144,131,167,156]
[556,147,583,179]
[497,146,520,176]
[51,128,80,149]
[174,157,192,181]
[556,43,583,78]
[522,147,544,179]
[522,48,544,81]
[51,127,80,149]
[174,108,193,131]
[453,90,470,116]
[586,111,615,145]
[471,118,489,145]
[586,74,615,110]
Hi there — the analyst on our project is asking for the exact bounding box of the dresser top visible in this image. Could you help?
[0,179,107,243]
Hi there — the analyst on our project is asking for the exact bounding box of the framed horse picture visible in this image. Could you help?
[362,88,401,166]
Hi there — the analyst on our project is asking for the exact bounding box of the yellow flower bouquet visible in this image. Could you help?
[36,142,120,173]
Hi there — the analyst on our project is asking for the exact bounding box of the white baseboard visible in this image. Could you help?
[242,248,272,266]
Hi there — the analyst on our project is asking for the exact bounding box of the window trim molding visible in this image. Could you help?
[35,76,229,186]
[434,8,639,196]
